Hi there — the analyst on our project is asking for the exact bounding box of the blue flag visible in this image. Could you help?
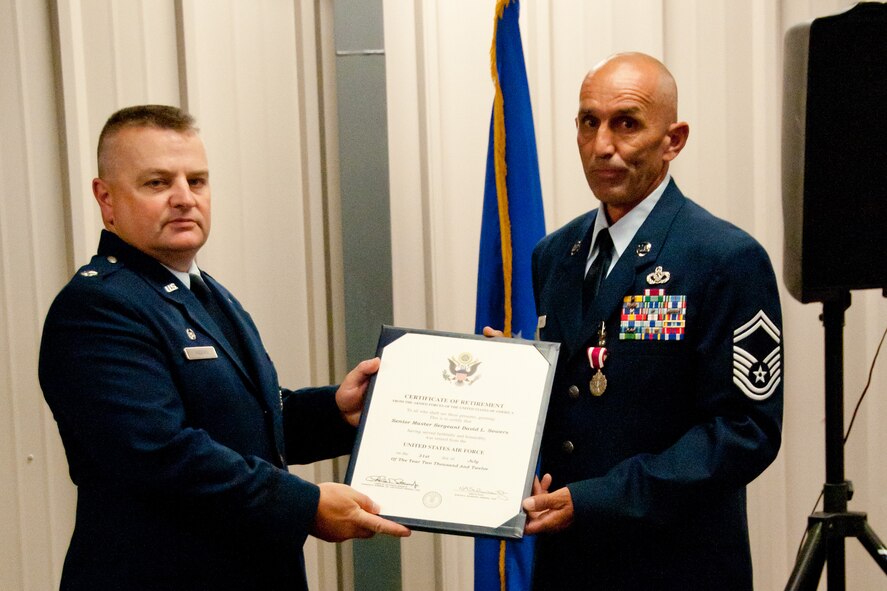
[473,1,545,589]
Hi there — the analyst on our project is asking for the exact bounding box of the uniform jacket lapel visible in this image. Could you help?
[203,273,281,412]
[548,212,595,354]
[198,276,286,455]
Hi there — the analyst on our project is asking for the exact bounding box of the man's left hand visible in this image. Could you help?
[336,357,381,427]
[522,481,575,535]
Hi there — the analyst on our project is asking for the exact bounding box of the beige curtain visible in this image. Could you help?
[384,1,886,590]
[2,1,884,590]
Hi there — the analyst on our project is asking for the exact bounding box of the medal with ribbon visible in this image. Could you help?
[588,322,608,396]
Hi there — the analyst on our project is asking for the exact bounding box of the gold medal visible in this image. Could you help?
[590,369,607,396]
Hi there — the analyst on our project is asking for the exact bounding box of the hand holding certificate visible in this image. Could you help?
[345,326,559,539]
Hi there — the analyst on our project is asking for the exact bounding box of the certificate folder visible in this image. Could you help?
[345,325,559,539]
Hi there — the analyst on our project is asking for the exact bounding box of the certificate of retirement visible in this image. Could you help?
[345,326,559,539]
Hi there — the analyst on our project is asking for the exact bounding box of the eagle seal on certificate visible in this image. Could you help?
[443,351,482,386]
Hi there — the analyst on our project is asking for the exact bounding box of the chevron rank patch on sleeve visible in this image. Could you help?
[732,310,782,400]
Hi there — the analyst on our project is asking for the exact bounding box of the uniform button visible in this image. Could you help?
[107,256,118,263]
[567,385,580,399]
[561,440,574,454]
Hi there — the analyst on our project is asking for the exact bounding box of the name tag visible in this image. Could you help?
[184,346,218,360]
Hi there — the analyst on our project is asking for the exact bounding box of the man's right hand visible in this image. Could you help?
[310,482,411,542]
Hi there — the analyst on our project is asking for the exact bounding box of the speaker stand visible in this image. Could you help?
[785,293,887,590]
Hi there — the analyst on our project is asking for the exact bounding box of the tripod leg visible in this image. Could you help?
[826,537,846,591]
[785,521,827,591]
[857,523,887,576]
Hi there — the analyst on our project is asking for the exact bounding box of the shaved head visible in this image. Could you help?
[585,52,679,123]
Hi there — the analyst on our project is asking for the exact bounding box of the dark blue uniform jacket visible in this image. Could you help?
[39,231,355,591]
[531,181,783,590]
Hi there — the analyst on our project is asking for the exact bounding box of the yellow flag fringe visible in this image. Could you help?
[491,0,514,339]
[499,539,508,591]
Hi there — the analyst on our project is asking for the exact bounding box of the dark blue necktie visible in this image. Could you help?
[582,228,614,312]
[190,273,246,362]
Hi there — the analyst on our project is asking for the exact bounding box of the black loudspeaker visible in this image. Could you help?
[782,2,887,304]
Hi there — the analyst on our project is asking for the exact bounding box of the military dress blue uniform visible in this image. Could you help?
[39,230,356,591]
[531,180,783,590]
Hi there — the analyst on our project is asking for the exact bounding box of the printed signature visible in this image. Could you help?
[365,475,419,489]
[456,486,508,500]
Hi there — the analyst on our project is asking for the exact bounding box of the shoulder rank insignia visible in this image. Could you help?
[732,310,781,400]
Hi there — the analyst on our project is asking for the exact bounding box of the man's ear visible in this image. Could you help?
[92,178,115,228]
[662,121,689,162]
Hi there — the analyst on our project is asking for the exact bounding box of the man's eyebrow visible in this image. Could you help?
[578,105,643,117]
[609,106,643,117]
[137,168,209,179]
[140,168,172,176]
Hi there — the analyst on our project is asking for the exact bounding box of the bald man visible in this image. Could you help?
[520,53,783,589]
